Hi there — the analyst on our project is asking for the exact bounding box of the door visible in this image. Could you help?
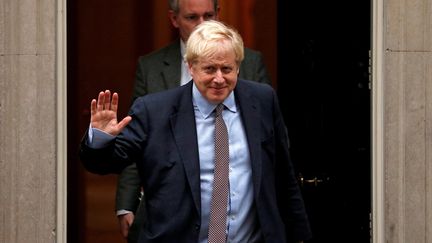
[277,1,371,242]
[66,1,159,242]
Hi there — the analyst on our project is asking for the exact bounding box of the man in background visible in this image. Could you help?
[116,1,272,242]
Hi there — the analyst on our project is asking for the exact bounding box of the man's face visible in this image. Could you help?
[169,0,219,41]
[189,50,239,104]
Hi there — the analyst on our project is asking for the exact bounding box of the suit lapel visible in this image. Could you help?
[169,83,201,215]
[235,81,263,197]
[162,41,182,89]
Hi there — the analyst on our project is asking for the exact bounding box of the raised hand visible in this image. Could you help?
[90,90,132,136]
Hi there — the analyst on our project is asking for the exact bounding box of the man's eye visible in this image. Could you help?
[186,16,197,20]
[204,14,215,20]
[222,67,233,74]
[204,67,216,73]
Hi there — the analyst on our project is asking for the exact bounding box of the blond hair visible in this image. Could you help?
[185,20,244,65]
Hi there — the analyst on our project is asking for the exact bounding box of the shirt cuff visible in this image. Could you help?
[88,124,115,148]
[116,209,133,216]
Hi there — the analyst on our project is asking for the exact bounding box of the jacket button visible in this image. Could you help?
[195,224,200,231]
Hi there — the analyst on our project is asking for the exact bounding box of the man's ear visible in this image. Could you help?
[168,10,179,28]
[187,62,194,76]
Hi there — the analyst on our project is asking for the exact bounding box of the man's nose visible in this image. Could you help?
[198,17,205,24]
[213,70,224,83]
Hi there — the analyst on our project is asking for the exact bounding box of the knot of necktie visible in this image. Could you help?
[215,103,224,117]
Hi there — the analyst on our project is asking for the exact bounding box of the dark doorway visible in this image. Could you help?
[277,1,371,242]
[66,1,156,242]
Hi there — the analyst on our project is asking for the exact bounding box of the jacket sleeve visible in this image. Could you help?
[115,163,142,212]
[79,130,130,175]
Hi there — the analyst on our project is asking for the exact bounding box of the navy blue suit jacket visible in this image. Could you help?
[80,79,311,242]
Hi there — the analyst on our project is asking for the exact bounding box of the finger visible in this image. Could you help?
[104,90,111,110]
[90,99,97,116]
[117,116,132,131]
[97,91,105,112]
[120,223,129,238]
[118,215,130,238]
[126,214,135,225]
[111,92,119,113]
[122,229,129,238]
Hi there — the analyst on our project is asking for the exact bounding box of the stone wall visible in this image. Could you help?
[384,0,432,242]
[0,0,58,242]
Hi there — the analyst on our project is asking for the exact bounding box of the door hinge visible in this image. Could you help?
[368,49,372,90]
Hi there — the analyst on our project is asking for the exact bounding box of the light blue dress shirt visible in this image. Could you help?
[192,84,259,243]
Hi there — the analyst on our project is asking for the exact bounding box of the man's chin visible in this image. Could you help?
[207,95,226,104]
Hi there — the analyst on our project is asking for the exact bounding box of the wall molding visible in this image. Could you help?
[56,0,68,241]
[372,0,385,241]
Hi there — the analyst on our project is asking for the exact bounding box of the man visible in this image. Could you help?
[116,0,272,241]
[80,20,311,243]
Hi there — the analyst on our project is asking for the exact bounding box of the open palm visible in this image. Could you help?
[90,90,131,136]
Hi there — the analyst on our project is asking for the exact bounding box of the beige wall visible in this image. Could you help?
[382,0,432,241]
[1,0,432,242]
[0,0,62,242]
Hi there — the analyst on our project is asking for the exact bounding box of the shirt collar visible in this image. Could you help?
[192,83,237,119]
[180,39,186,59]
